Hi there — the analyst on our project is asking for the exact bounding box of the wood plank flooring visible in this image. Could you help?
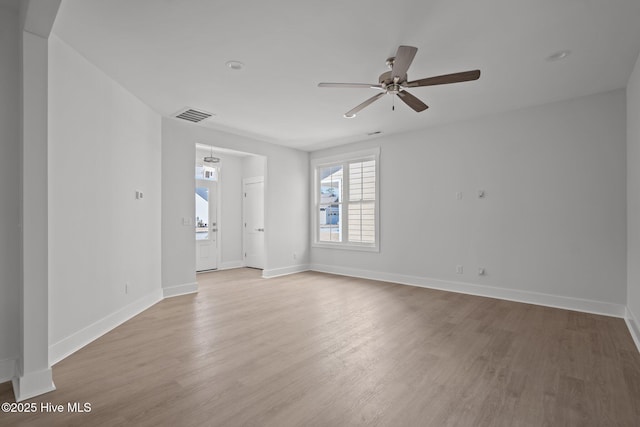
[1,268,639,426]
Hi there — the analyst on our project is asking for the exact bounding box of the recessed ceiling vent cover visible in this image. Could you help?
[174,108,213,123]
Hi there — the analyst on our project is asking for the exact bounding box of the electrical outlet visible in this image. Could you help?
[456,192,463,200]
[456,265,463,274]
[293,252,297,260]
[125,282,129,294]
[478,267,485,276]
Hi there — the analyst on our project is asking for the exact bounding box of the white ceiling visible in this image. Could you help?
[0,0,18,12]
[51,0,640,151]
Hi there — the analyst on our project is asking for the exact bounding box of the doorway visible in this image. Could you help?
[195,143,266,272]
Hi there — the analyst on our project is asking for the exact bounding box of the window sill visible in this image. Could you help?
[311,241,379,252]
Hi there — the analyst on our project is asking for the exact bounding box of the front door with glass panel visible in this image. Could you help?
[196,175,218,272]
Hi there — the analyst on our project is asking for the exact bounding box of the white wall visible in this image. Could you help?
[311,90,627,313]
[243,155,266,179]
[48,35,162,356]
[628,53,640,342]
[162,118,309,285]
[162,129,196,296]
[0,4,20,380]
[218,154,244,268]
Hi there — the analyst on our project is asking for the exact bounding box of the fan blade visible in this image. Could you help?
[397,90,428,112]
[344,92,386,117]
[406,70,481,87]
[318,83,383,90]
[392,45,418,81]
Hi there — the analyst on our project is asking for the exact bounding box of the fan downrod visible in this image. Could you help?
[385,57,395,68]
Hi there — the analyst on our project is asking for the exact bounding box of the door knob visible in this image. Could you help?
[256,228,264,232]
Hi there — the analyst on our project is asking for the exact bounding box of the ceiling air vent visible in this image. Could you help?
[174,108,213,123]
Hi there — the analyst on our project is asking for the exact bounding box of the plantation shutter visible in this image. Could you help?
[347,159,376,243]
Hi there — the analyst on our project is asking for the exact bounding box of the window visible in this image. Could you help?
[195,164,218,181]
[312,148,379,251]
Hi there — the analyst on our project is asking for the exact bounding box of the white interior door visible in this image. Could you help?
[196,180,218,271]
[243,177,265,269]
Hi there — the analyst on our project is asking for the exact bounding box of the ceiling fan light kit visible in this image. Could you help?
[318,45,480,117]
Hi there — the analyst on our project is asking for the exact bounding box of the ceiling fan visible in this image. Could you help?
[318,45,480,118]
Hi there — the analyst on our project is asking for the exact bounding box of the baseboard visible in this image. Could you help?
[262,264,310,279]
[49,289,163,366]
[0,358,16,383]
[163,282,198,298]
[309,264,626,318]
[12,367,55,402]
[218,260,245,270]
[626,307,640,353]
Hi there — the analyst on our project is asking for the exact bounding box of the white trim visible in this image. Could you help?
[213,160,223,271]
[243,176,264,184]
[311,241,380,252]
[12,367,55,402]
[626,306,640,353]
[163,282,198,298]
[262,264,310,279]
[0,358,16,383]
[310,264,626,318]
[216,165,222,270]
[48,289,163,366]
[219,260,245,270]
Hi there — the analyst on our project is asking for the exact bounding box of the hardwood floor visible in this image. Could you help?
[1,268,639,426]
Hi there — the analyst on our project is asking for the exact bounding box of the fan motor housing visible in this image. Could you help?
[379,70,407,85]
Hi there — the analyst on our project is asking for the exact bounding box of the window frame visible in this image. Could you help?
[311,147,380,252]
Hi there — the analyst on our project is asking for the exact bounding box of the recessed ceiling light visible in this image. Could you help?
[226,60,244,70]
[547,50,571,62]
[344,113,356,119]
